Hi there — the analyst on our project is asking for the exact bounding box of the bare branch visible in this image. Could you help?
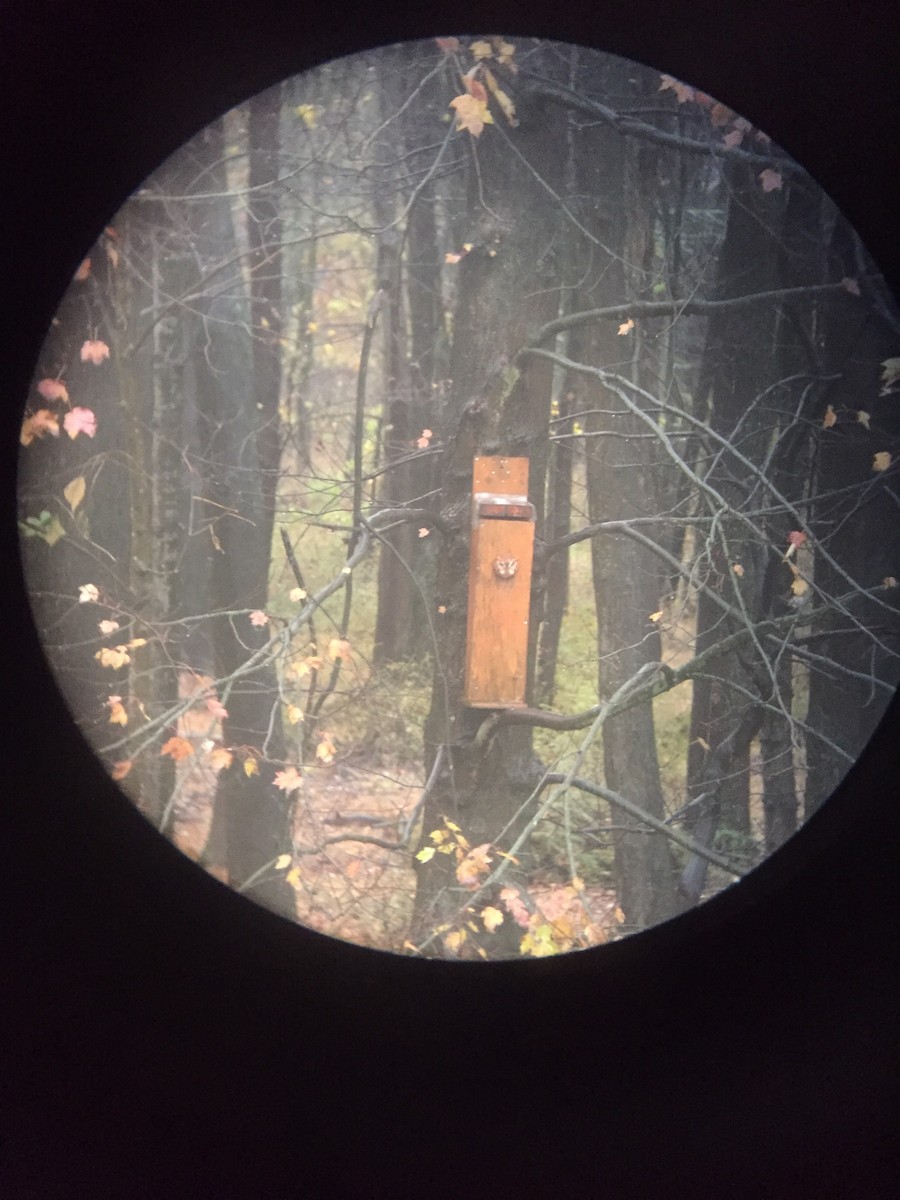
[527,283,854,349]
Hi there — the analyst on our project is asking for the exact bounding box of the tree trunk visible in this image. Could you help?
[408,67,566,957]
[187,120,294,917]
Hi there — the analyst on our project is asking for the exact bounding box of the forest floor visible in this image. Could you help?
[170,671,619,953]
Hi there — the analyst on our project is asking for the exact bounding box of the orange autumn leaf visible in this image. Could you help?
[732,563,745,577]
[822,404,837,429]
[80,339,110,364]
[273,766,303,793]
[161,735,194,761]
[110,760,132,781]
[106,696,128,726]
[63,407,97,439]
[617,317,634,335]
[328,637,352,663]
[658,74,694,104]
[709,102,734,128]
[294,655,323,678]
[208,746,234,772]
[758,168,783,193]
[455,843,493,889]
[20,409,60,445]
[73,257,92,282]
[249,609,269,626]
[286,704,304,725]
[205,695,228,720]
[435,37,460,53]
[36,378,69,403]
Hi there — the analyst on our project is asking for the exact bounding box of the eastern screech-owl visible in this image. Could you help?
[492,555,519,580]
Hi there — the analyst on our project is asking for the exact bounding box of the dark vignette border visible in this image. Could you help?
[2,2,898,1195]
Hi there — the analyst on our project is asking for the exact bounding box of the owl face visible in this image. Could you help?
[492,555,519,580]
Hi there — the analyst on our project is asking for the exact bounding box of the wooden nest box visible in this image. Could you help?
[464,456,535,709]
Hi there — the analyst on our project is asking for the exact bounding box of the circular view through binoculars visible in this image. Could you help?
[18,37,900,959]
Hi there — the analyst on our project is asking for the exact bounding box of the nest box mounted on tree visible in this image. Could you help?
[464,456,535,708]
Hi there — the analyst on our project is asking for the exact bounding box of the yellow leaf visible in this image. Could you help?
[416,846,436,863]
[402,940,421,954]
[648,610,664,623]
[880,356,900,395]
[483,67,518,127]
[95,646,130,669]
[791,575,810,597]
[443,929,467,953]
[42,515,66,547]
[294,103,318,129]
[469,39,492,58]
[873,451,892,472]
[275,854,292,870]
[493,38,517,68]
[429,828,448,843]
[571,875,585,892]
[822,404,837,429]
[449,93,493,137]
[286,866,303,889]
[315,735,336,765]
[695,736,711,752]
[444,820,461,833]
[857,410,871,430]
[63,475,86,512]
[289,587,307,603]
[613,905,625,924]
[107,698,128,726]
[286,704,304,725]
[243,756,259,777]
[618,317,634,335]
[126,638,147,650]
[481,905,504,932]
